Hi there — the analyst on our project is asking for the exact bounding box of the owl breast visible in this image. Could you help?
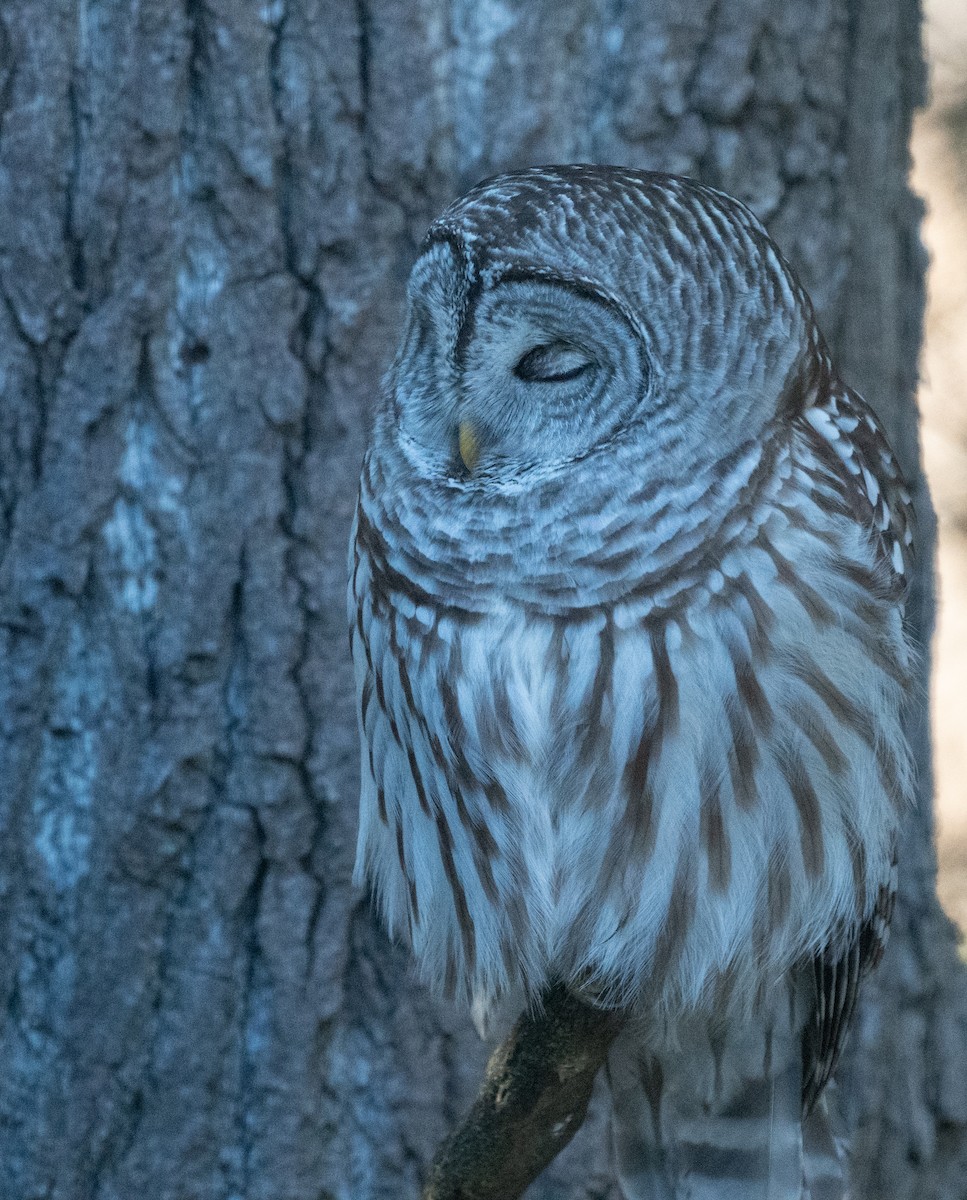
[351,441,911,1015]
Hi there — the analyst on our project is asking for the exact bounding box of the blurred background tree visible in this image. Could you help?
[0,1,964,1197]
[916,0,967,941]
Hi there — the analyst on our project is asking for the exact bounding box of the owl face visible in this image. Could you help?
[392,238,650,480]
[384,166,815,489]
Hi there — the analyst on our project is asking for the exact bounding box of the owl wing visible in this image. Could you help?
[798,383,913,1111]
[801,844,898,1112]
[802,383,915,600]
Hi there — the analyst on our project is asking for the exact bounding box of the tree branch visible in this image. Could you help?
[422,985,627,1200]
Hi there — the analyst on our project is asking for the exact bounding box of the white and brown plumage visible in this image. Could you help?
[350,166,914,1198]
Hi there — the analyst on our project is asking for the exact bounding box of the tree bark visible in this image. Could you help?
[0,1,963,1198]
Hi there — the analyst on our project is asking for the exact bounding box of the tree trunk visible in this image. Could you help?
[0,1,963,1197]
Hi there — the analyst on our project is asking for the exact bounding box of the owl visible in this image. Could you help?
[350,166,914,1199]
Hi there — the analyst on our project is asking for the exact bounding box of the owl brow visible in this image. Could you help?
[452,270,487,367]
[419,227,476,281]
[486,266,645,340]
[417,227,479,360]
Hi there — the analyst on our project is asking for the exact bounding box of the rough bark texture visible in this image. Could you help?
[0,1,963,1198]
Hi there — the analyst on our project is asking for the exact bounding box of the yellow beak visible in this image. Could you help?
[458,422,480,473]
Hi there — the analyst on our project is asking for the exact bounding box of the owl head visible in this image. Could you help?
[383,166,822,487]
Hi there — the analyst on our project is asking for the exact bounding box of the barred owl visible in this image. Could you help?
[350,166,914,1199]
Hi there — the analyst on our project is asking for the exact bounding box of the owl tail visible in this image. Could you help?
[802,1087,850,1200]
[607,1016,847,1200]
